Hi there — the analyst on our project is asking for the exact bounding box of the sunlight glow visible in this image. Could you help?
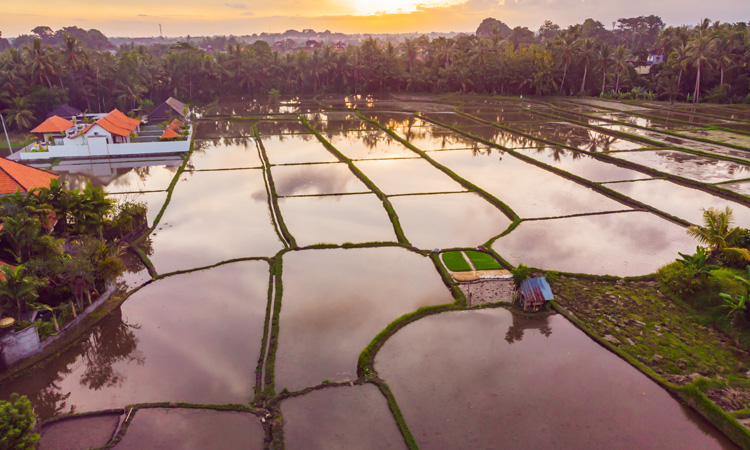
[349,0,465,15]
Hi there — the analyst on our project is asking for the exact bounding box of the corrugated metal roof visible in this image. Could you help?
[519,277,554,304]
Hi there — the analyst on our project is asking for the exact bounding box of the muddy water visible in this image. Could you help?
[148,169,282,273]
[324,130,419,160]
[261,134,339,165]
[354,158,465,195]
[606,179,750,225]
[509,121,644,151]
[115,409,265,449]
[391,192,511,249]
[50,159,181,193]
[275,248,453,391]
[272,163,370,196]
[190,138,262,170]
[278,194,396,246]
[720,180,750,197]
[430,149,626,218]
[376,309,737,449]
[0,262,270,420]
[493,211,696,276]
[281,384,405,450]
[516,147,652,182]
[612,150,750,183]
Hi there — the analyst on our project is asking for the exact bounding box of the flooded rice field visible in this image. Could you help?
[4,95,750,449]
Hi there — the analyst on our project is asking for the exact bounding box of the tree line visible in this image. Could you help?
[1,17,749,131]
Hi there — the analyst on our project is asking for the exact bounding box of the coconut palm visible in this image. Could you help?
[611,45,632,93]
[687,34,713,102]
[710,32,735,87]
[595,43,613,95]
[555,34,577,94]
[687,207,750,260]
[576,38,595,94]
[2,97,35,130]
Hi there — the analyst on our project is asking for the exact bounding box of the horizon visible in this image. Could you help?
[3,0,749,39]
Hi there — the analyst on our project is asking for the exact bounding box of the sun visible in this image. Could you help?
[349,0,464,15]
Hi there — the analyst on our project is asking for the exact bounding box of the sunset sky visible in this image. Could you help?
[2,0,748,37]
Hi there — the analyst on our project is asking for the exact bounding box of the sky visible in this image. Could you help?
[1,0,749,38]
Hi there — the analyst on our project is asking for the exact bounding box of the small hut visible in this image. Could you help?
[149,97,187,124]
[517,277,554,312]
[46,104,81,120]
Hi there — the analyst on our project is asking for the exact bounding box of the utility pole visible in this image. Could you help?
[159,24,163,39]
[0,113,12,154]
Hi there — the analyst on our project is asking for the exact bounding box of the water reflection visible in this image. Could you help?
[353,159,465,195]
[505,313,552,344]
[517,147,652,182]
[40,158,181,193]
[509,122,643,152]
[190,138,262,170]
[272,163,370,196]
[262,134,338,165]
[195,119,257,139]
[325,130,419,160]
[612,150,750,183]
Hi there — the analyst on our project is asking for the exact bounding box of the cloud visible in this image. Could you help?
[137,14,149,17]
[224,2,247,8]
[240,12,254,16]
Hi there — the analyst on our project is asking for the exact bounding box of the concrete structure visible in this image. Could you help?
[69,109,142,145]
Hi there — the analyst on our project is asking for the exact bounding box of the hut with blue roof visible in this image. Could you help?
[517,277,554,312]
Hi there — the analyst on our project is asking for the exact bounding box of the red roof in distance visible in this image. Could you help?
[31,116,75,134]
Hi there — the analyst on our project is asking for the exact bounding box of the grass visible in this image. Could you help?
[464,251,502,270]
[441,251,471,272]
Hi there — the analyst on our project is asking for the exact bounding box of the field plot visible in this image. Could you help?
[278,194,396,245]
[325,130,418,159]
[396,125,485,150]
[391,192,512,248]
[256,120,312,135]
[430,149,627,218]
[354,158,466,195]
[493,211,696,276]
[281,385,405,450]
[516,147,652,182]
[0,262,270,420]
[115,409,265,450]
[261,134,339,165]
[190,138,263,170]
[509,121,644,151]
[195,120,257,139]
[272,163,370,196]
[453,125,539,148]
[611,150,750,183]
[376,309,734,449]
[275,248,453,391]
[606,179,750,224]
[148,169,282,272]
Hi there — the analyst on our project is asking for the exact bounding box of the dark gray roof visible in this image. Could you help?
[47,104,81,119]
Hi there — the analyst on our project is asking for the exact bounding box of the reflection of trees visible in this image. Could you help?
[78,309,144,390]
[505,313,552,344]
[0,308,143,421]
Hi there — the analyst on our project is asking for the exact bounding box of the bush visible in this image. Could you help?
[0,393,40,450]
[658,261,712,298]
[511,264,532,286]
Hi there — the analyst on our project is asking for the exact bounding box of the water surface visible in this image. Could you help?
[354,159,465,195]
[612,150,750,183]
[376,309,736,449]
[272,163,370,196]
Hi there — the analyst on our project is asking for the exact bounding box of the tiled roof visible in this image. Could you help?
[161,128,179,139]
[0,158,58,195]
[80,109,141,138]
[31,116,75,134]
[167,119,183,130]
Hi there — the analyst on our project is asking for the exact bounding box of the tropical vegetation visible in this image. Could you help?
[0,180,147,336]
[1,17,749,131]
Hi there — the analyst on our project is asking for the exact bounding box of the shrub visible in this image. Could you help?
[658,261,712,298]
[0,394,40,450]
[511,264,532,286]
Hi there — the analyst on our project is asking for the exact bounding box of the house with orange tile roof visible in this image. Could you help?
[30,116,76,145]
[0,157,58,195]
[69,109,142,145]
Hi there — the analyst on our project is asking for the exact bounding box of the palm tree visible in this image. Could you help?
[611,45,632,93]
[23,38,56,88]
[710,32,735,87]
[687,207,750,260]
[556,34,577,94]
[687,34,713,102]
[0,264,45,321]
[576,38,595,94]
[595,43,613,95]
[2,97,35,130]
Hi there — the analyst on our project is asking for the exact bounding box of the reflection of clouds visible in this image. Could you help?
[272,164,365,196]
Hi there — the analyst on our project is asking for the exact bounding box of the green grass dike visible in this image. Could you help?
[551,275,750,448]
